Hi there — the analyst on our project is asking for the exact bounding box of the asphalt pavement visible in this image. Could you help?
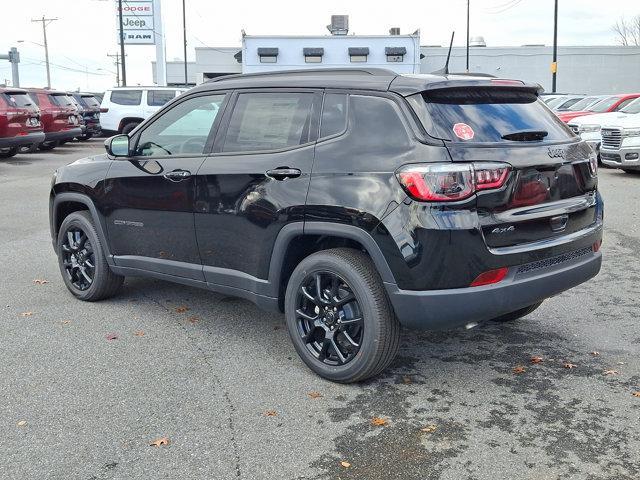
[1,140,639,480]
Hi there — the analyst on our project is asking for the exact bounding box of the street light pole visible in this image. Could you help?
[117,0,127,86]
[552,0,558,92]
[466,0,470,72]
[182,0,188,86]
[31,16,57,88]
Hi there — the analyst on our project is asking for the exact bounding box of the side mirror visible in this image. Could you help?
[104,134,130,157]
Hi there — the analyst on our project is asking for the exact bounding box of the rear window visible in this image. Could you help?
[81,95,101,108]
[3,92,35,107]
[409,88,574,143]
[147,90,176,106]
[49,94,73,107]
[110,90,142,106]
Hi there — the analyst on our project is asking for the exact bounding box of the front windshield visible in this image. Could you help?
[588,96,618,113]
[621,98,640,114]
[568,96,599,111]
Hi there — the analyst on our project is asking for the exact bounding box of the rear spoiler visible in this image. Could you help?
[389,76,544,97]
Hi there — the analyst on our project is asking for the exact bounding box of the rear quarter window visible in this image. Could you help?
[409,88,574,143]
[110,90,142,106]
[147,90,176,106]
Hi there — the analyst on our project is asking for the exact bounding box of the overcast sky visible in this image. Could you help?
[1,0,638,91]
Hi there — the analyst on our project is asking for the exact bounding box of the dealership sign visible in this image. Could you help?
[116,0,155,45]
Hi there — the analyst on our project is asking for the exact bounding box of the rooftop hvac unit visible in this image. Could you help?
[469,36,487,47]
[327,15,349,35]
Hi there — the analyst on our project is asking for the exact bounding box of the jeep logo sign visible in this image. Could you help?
[547,147,565,159]
[116,0,156,45]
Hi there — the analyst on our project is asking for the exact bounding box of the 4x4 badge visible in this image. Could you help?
[548,147,565,159]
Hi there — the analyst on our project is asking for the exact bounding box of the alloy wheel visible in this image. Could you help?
[61,227,95,291]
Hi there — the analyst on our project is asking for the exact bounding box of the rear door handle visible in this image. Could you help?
[266,167,302,180]
[163,169,192,181]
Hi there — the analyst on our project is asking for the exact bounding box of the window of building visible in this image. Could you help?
[303,47,324,63]
[110,90,142,106]
[223,92,314,152]
[385,47,406,62]
[258,47,278,63]
[349,47,369,63]
[320,94,348,138]
[135,94,226,156]
[147,90,177,107]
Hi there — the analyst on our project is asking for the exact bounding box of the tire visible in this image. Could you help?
[121,122,139,135]
[38,141,57,151]
[622,169,640,174]
[0,147,18,158]
[284,248,400,383]
[77,134,92,142]
[57,211,124,301]
[19,144,39,154]
[491,301,543,323]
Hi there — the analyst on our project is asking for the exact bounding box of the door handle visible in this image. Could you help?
[163,169,192,181]
[265,167,302,180]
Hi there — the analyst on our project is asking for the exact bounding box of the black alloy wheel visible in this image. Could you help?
[295,271,363,366]
[60,227,95,291]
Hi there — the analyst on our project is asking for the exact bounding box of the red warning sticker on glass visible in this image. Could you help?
[453,123,475,140]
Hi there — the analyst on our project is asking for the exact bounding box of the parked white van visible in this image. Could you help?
[100,87,187,135]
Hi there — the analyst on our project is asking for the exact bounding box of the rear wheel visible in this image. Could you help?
[57,211,123,301]
[285,248,400,383]
[0,147,18,158]
[491,301,543,323]
[77,134,92,141]
[121,122,139,135]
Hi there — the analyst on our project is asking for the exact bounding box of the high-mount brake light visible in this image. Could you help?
[396,163,511,202]
[490,79,525,86]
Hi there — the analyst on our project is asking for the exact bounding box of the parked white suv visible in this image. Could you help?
[100,87,187,135]
[600,108,640,172]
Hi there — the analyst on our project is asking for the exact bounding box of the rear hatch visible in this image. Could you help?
[48,93,80,130]
[409,84,598,249]
[1,91,41,137]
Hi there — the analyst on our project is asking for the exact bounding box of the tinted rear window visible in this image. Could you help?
[410,88,574,143]
[81,95,101,108]
[110,90,142,106]
[3,92,35,107]
[50,94,73,107]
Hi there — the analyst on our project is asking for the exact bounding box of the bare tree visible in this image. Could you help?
[612,15,640,46]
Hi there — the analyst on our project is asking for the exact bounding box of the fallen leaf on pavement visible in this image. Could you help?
[17,420,27,427]
[264,410,277,417]
[149,437,170,447]
[530,356,544,364]
[61,320,71,325]
[402,375,412,384]
[513,366,526,374]
[603,370,619,376]
[421,424,437,433]
[340,461,351,468]
[133,331,145,337]
[187,316,199,324]
[105,333,118,341]
[591,351,600,356]
[371,417,388,426]
[20,311,33,317]
[175,306,189,313]
[308,391,322,399]
[632,392,640,398]
[564,363,577,369]
[33,279,49,285]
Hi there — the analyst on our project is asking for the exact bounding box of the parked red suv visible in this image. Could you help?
[26,88,83,150]
[0,88,45,158]
[556,93,640,123]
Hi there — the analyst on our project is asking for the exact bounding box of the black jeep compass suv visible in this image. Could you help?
[49,69,603,383]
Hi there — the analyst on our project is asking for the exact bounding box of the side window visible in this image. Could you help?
[222,92,314,152]
[135,94,226,157]
[320,94,347,138]
[110,90,142,106]
[147,90,177,107]
[614,98,635,111]
[348,95,411,150]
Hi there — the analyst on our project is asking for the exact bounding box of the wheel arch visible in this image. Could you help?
[118,117,144,133]
[51,192,114,264]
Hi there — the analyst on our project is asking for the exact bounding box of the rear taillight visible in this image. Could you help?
[470,267,509,287]
[397,163,511,202]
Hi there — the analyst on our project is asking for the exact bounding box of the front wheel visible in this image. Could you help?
[491,301,543,323]
[57,211,123,301]
[285,248,400,383]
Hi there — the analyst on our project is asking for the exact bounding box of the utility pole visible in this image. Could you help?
[466,0,470,72]
[107,53,122,87]
[117,0,127,86]
[182,0,188,86]
[551,0,558,92]
[31,16,57,88]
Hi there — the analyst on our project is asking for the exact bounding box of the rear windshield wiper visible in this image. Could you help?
[501,130,548,141]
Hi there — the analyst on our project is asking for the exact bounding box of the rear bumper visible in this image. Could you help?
[0,132,45,149]
[386,237,602,330]
[44,128,83,143]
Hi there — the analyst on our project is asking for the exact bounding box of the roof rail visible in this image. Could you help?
[206,67,397,83]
